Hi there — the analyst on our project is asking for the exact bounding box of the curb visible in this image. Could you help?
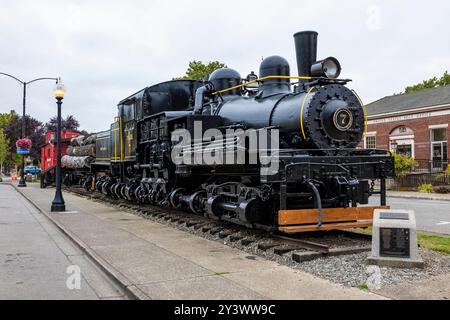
[387,194,450,202]
[7,183,148,300]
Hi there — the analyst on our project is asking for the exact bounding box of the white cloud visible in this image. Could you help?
[0,0,449,131]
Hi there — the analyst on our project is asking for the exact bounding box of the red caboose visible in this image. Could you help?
[41,131,80,172]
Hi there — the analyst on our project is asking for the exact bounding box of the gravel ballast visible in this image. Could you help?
[71,189,450,290]
[151,212,450,289]
[296,249,450,289]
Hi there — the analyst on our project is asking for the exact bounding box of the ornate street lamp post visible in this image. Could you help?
[0,72,58,187]
[51,80,66,212]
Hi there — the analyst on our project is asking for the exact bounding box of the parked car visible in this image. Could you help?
[24,166,41,175]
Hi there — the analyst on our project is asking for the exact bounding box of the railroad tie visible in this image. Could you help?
[229,234,244,242]
[274,246,303,255]
[240,238,255,246]
[257,242,279,251]
[291,251,323,263]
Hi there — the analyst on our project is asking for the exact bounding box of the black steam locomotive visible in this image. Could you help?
[58,31,394,233]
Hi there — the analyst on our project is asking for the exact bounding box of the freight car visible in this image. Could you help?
[51,31,395,233]
[40,130,81,187]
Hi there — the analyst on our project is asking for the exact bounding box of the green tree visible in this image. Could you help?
[45,115,80,132]
[438,71,450,87]
[0,110,17,129]
[174,60,227,80]
[404,71,450,93]
[0,129,8,176]
[4,115,44,162]
[0,111,20,173]
[0,111,43,168]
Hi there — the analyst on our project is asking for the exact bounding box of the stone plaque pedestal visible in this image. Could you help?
[367,209,424,268]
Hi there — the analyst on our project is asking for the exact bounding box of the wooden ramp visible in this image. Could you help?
[278,206,389,233]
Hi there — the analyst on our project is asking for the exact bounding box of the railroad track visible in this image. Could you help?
[64,186,373,264]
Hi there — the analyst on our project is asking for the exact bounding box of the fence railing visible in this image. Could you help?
[411,159,449,173]
[395,173,450,188]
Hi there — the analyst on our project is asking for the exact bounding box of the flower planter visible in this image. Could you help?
[16,138,32,155]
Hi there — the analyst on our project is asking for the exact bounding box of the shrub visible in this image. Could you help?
[445,165,450,175]
[418,183,433,193]
[434,186,450,194]
[393,153,417,178]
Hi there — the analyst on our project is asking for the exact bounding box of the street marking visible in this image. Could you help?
[436,221,450,226]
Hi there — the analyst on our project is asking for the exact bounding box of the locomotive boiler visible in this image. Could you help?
[54,31,395,233]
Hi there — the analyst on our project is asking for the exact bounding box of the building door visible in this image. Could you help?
[430,127,448,170]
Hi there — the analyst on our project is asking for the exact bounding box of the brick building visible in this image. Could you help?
[362,85,450,171]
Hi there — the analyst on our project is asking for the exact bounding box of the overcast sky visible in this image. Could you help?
[1,0,449,132]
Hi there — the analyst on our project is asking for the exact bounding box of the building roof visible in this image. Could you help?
[365,85,450,116]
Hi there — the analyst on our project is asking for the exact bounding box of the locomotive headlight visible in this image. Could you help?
[311,57,341,79]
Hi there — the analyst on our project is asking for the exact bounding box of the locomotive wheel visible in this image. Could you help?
[96,180,104,193]
[189,190,206,215]
[101,182,108,195]
[135,185,148,203]
[169,188,185,208]
[147,189,157,204]
[155,187,166,206]
[115,183,126,199]
[82,176,93,191]
[125,185,137,201]
[120,184,128,199]
[111,183,122,199]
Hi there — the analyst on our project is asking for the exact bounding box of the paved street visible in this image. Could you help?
[369,196,450,235]
[0,184,125,300]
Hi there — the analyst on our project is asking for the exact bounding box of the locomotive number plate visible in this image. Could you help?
[333,108,353,131]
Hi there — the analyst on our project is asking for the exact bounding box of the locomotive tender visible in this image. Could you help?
[61,31,395,233]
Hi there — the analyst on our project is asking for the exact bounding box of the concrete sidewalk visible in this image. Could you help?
[6,182,386,300]
[0,184,125,300]
[387,191,450,202]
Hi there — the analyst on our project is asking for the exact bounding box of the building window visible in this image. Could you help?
[390,139,414,157]
[365,135,376,149]
[430,127,448,170]
[397,144,413,157]
[432,128,447,142]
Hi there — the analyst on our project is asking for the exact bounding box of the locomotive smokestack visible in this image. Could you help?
[293,31,318,78]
